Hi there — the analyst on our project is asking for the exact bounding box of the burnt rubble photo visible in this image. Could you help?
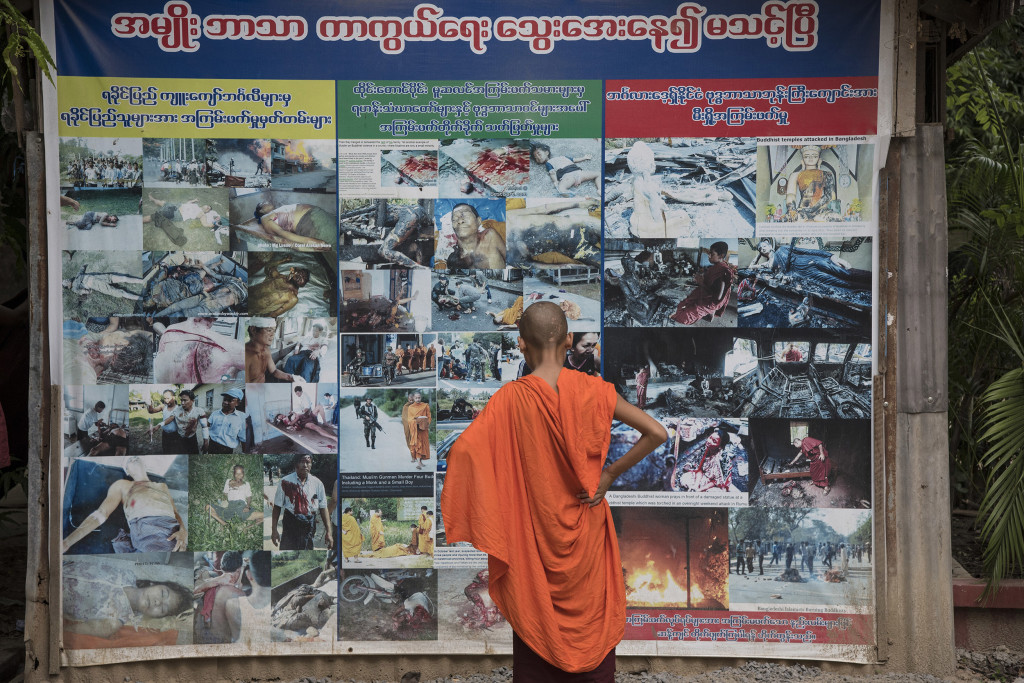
[604,328,871,421]
[604,138,756,240]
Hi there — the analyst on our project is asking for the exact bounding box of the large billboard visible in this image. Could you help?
[49,0,882,666]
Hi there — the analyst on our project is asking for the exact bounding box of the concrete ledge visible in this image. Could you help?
[954,578,1024,650]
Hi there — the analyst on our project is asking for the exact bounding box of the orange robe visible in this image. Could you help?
[402,401,431,460]
[417,514,433,555]
[440,370,622,673]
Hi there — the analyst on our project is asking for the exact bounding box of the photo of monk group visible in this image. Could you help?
[59,136,143,251]
[188,454,265,552]
[262,453,336,552]
[338,568,438,641]
[248,251,338,319]
[247,383,339,455]
[270,550,337,642]
[205,138,271,189]
[433,199,507,270]
[192,550,272,645]
[61,454,188,555]
[604,138,756,240]
[430,269,524,332]
[63,316,155,386]
[604,328,872,420]
[505,197,602,269]
[142,188,228,251]
[63,552,194,649]
[335,389,435,473]
[244,316,337,384]
[736,236,872,333]
[603,238,739,328]
[62,384,129,460]
[437,567,512,644]
[606,418,749,499]
[338,198,434,269]
[339,268,431,333]
[756,142,875,226]
[341,333,438,388]
[747,419,872,509]
[612,507,730,612]
[438,138,529,198]
[727,507,872,610]
[435,332,520,389]
[138,251,247,317]
[229,188,338,255]
[338,497,435,568]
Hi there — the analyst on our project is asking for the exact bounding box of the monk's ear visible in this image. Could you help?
[563,333,572,349]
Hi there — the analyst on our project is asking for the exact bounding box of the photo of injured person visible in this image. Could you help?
[271,139,337,193]
[62,384,129,460]
[604,238,739,328]
[338,568,438,641]
[748,419,871,509]
[727,507,873,610]
[142,189,228,251]
[151,317,245,384]
[247,383,339,456]
[604,138,756,240]
[436,332,519,390]
[606,418,749,504]
[127,384,207,455]
[136,251,247,317]
[61,454,188,555]
[339,498,435,568]
[248,251,338,319]
[431,269,524,332]
[229,188,338,255]
[270,550,336,642]
[522,267,600,331]
[335,389,435,473]
[381,149,438,188]
[263,453,336,552]
[438,567,511,644]
[438,138,529,198]
[611,507,730,611]
[342,333,438,388]
[244,316,337,384]
[505,197,601,269]
[756,142,875,226]
[63,552,194,649]
[63,316,155,386]
[527,138,601,198]
[604,328,872,420]
[736,236,872,333]
[193,550,272,646]
[62,250,144,322]
[433,199,506,270]
[188,454,265,552]
[340,268,430,333]
[60,136,143,251]
[143,137,208,188]
[206,138,271,189]
[338,198,435,269]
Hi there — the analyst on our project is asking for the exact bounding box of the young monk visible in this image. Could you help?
[441,301,667,680]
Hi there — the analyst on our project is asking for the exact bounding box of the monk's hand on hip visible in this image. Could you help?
[577,470,616,507]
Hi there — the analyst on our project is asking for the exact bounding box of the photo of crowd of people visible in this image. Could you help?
[60,137,143,251]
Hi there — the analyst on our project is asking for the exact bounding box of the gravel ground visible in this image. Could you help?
[280,648,1024,683]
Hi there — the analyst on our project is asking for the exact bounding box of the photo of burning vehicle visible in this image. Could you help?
[604,138,757,240]
[438,138,530,197]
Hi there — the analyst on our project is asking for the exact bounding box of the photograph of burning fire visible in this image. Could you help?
[271,139,337,193]
[612,507,730,611]
[206,139,271,189]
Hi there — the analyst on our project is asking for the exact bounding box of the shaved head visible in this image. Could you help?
[520,301,568,350]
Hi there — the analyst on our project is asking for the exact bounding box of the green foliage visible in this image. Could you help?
[271,550,327,586]
[0,0,54,92]
[946,10,1024,591]
[188,455,264,552]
